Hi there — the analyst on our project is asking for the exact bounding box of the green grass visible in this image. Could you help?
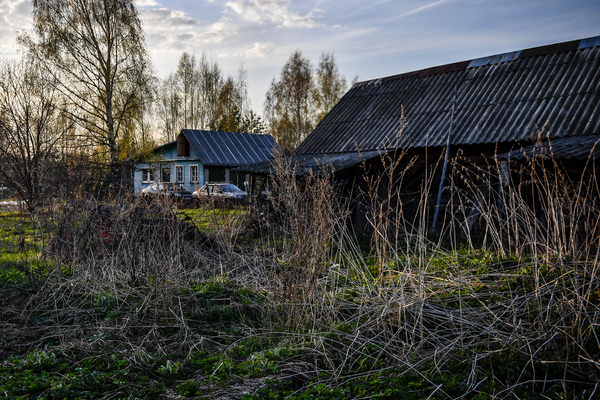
[0,207,597,399]
[0,211,43,284]
[178,206,248,233]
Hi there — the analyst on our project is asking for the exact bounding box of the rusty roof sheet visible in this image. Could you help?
[181,129,277,167]
[296,35,600,156]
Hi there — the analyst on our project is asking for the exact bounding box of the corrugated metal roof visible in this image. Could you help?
[497,135,600,161]
[295,35,600,156]
[181,129,277,167]
[237,150,386,176]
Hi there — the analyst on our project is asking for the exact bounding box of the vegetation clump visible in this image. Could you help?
[1,154,599,399]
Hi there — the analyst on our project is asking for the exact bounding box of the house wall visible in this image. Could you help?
[134,143,205,195]
[347,143,524,234]
[203,167,250,191]
[133,143,252,195]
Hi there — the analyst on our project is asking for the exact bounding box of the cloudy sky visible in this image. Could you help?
[1,0,599,113]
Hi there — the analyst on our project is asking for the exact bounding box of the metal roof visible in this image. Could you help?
[181,129,277,167]
[296,35,600,155]
[497,135,600,161]
[237,150,386,176]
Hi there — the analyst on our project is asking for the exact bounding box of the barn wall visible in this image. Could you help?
[345,143,600,254]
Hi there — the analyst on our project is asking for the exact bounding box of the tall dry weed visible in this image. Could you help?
[7,140,599,397]
[248,142,600,396]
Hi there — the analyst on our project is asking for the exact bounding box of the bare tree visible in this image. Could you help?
[0,59,73,211]
[176,52,196,128]
[314,52,348,123]
[235,62,249,117]
[20,0,153,180]
[215,76,241,132]
[264,50,313,153]
[157,73,181,142]
[201,54,224,130]
[214,64,255,132]
[155,52,259,141]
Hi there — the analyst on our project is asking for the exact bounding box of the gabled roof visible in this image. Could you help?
[181,129,277,167]
[296,35,600,155]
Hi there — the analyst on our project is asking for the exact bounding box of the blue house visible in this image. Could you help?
[134,129,277,195]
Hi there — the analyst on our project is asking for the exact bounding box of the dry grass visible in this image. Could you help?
[2,147,599,398]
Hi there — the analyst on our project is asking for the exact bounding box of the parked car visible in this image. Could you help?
[142,182,193,201]
[192,182,247,203]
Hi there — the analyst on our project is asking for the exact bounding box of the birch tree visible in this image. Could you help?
[20,0,153,179]
[176,52,196,128]
[157,73,182,142]
[264,50,313,153]
[314,52,348,123]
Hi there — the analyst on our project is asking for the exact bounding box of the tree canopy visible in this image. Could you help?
[264,51,349,154]
[0,59,73,211]
[314,52,348,123]
[21,0,154,177]
[156,52,264,142]
[264,50,313,154]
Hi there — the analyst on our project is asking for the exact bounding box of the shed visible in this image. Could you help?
[246,35,600,232]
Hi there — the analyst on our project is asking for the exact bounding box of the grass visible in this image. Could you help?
[0,211,44,283]
[177,206,249,234]
[0,161,599,400]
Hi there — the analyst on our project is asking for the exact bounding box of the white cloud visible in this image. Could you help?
[147,32,195,50]
[141,8,199,29]
[246,42,275,57]
[281,16,318,28]
[225,0,320,28]
[147,19,238,50]
[135,0,159,6]
[0,0,33,50]
[197,20,237,43]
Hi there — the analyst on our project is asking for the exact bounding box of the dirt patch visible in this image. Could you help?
[188,375,280,399]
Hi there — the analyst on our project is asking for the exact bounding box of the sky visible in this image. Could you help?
[1,0,599,114]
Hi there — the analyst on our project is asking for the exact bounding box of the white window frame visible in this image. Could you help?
[175,165,184,183]
[189,165,199,183]
[141,168,154,183]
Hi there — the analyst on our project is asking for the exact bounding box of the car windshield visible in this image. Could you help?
[165,183,187,192]
[219,184,242,192]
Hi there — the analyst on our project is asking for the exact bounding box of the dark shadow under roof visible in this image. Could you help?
[181,129,277,167]
[296,35,600,155]
[237,150,386,176]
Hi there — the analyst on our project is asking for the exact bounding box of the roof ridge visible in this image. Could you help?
[353,35,600,88]
[182,128,271,137]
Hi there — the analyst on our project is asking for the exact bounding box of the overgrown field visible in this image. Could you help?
[1,161,599,399]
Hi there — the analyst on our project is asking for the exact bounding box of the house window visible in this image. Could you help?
[141,168,155,183]
[161,167,171,183]
[204,168,210,184]
[175,165,184,183]
[190,165,199,183]
[177,134,190,157]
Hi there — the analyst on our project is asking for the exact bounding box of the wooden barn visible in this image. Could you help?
[246,36,600,242]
